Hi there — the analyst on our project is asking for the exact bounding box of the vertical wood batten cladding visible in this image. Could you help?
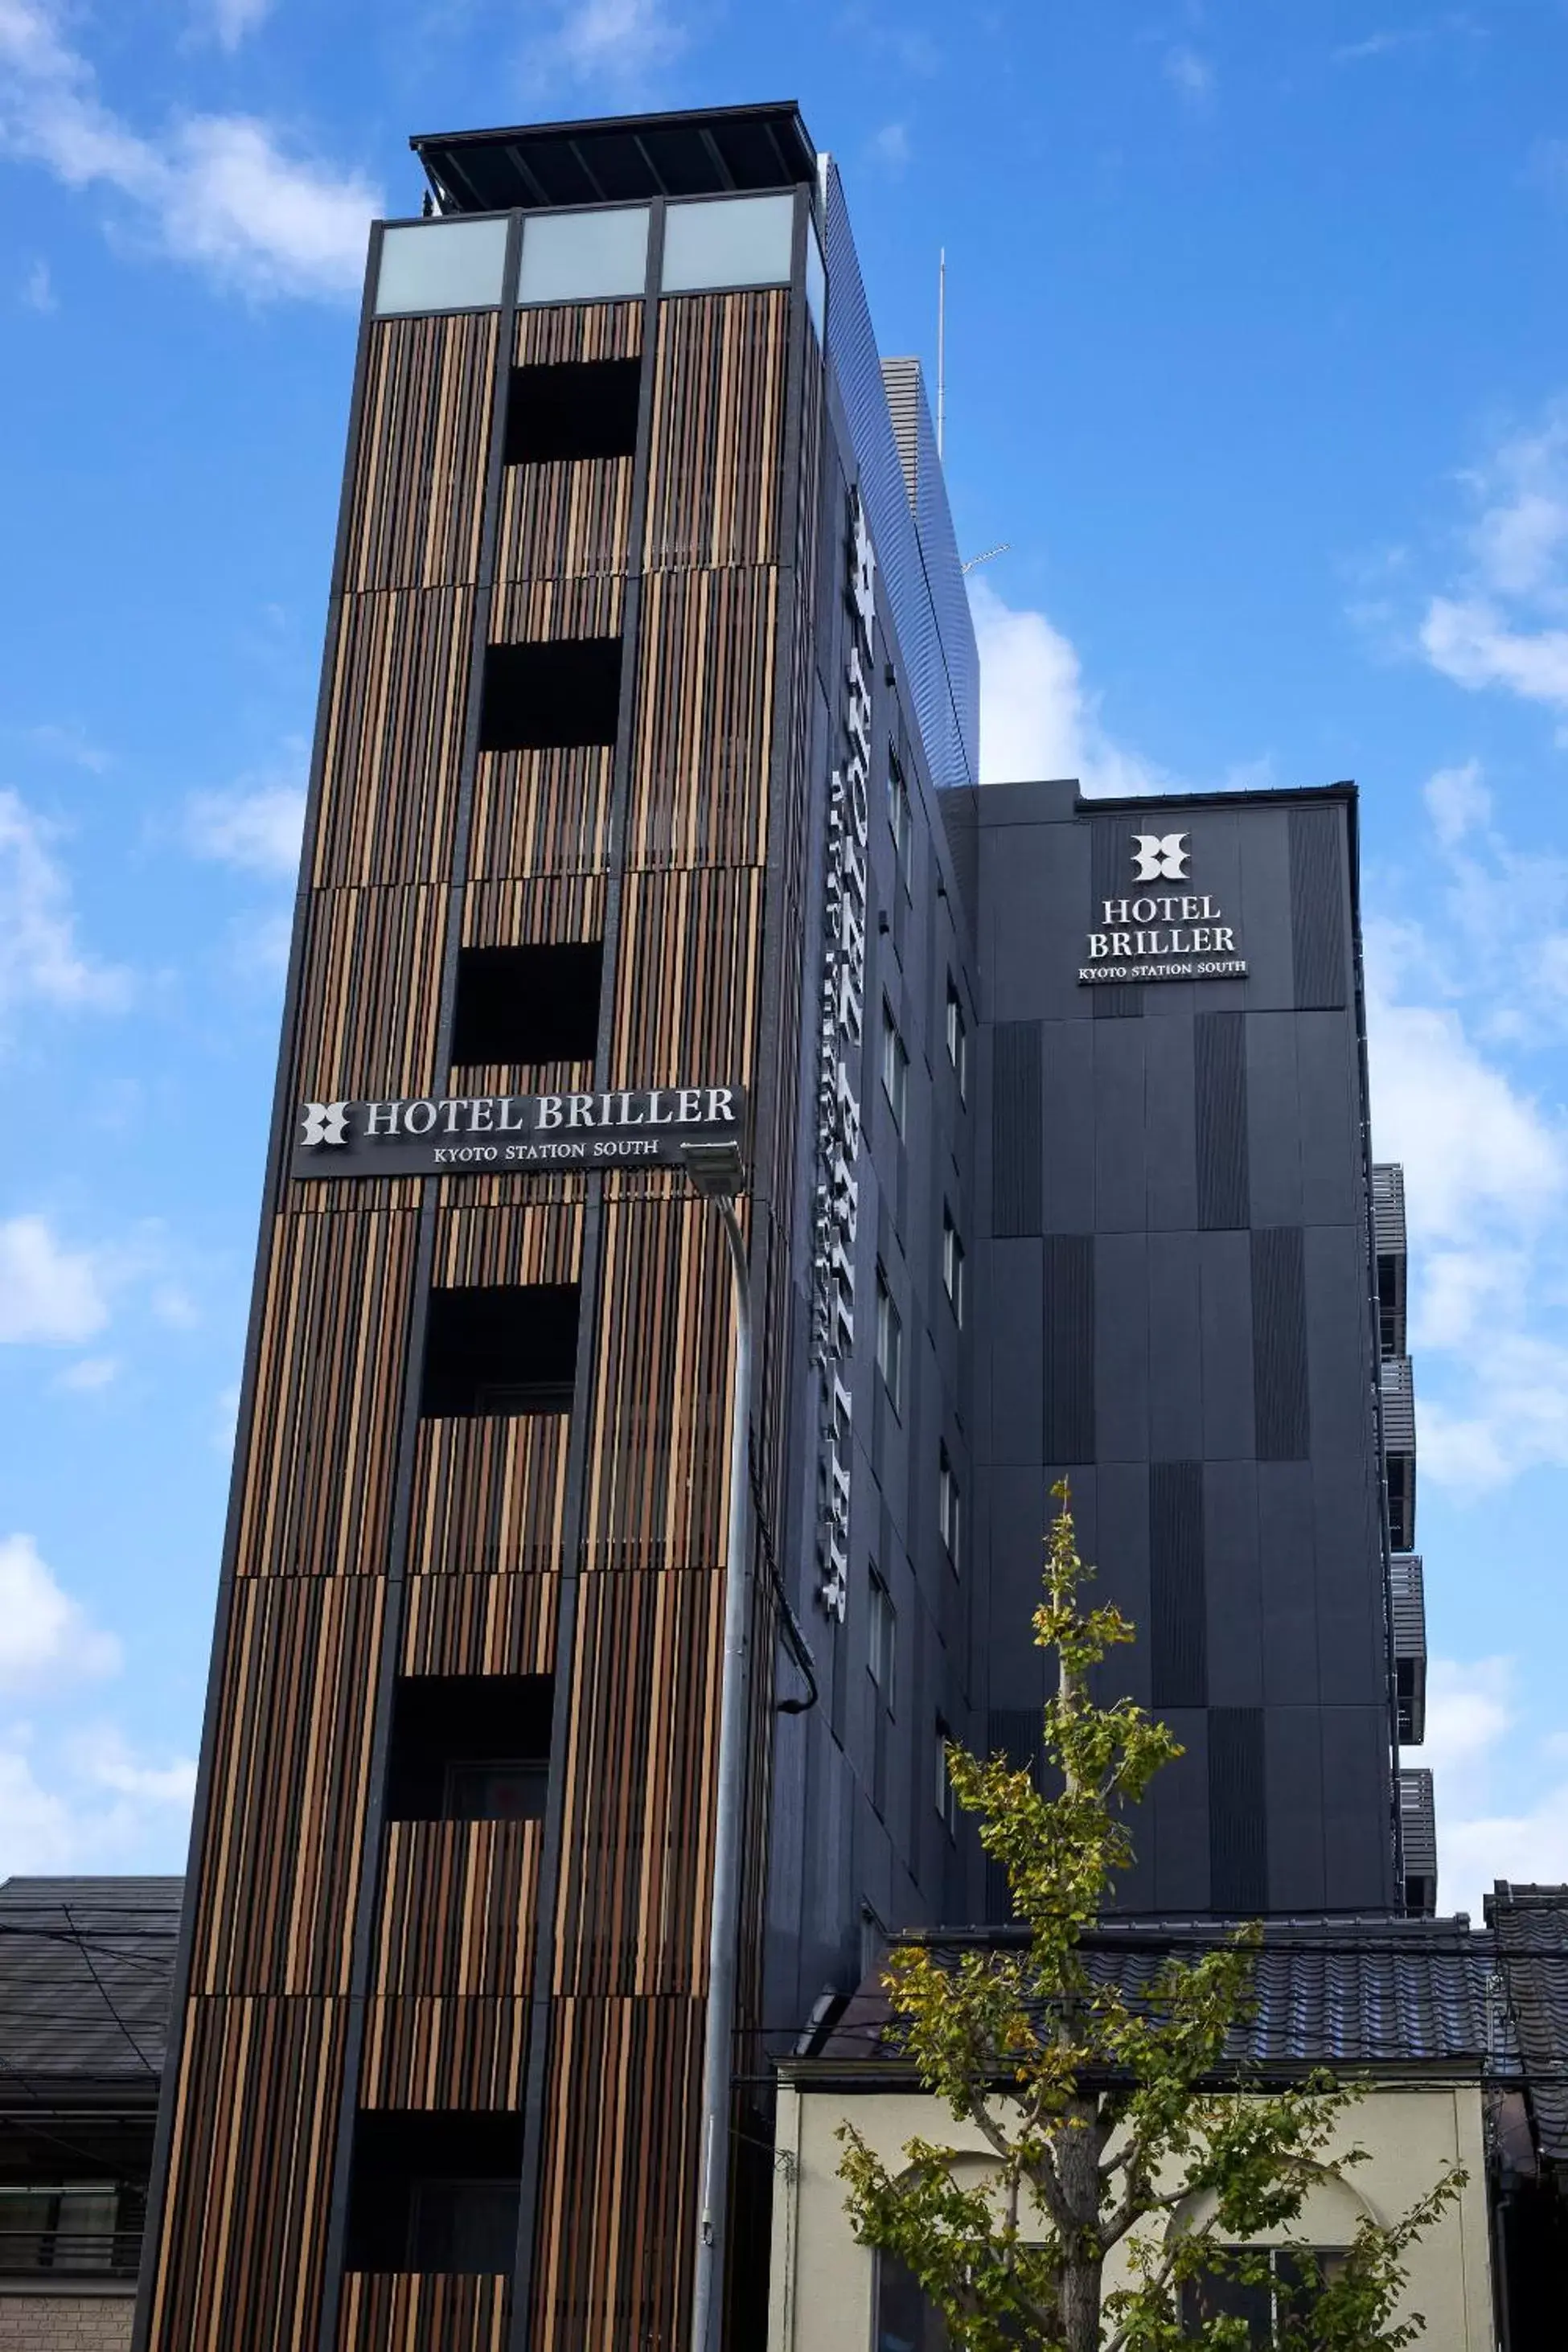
[190,1577,384,1994]
[468,747,615,881]
[234,1204,421,1582]
[642,291,786,570]
[146,1995,345,2352]
[610,868,764,1086]
[626,569,778,867]
[362,1820,542,2109]
[146,248,504,2352]
[339,2275,508,2352]
[528,1997,703,2352]
[344,314,497,592]
[293,886,447,1103]
[313,589,474,889]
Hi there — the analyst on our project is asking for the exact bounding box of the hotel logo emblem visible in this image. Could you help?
[1131,831,1189,883]
[301,1101,351,1147]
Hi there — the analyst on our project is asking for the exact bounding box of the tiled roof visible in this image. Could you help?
[816,1915,1513,2075]
[0,1876,183,2096]
[1486,1884,1568,2167]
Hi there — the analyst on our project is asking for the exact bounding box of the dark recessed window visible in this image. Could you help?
[347,2111,523,2275]
[504,359,642,465]
[421,1284,579,1418]
[479,639,622,753]
[452,942,602,1071]
[386,1674,553,1823]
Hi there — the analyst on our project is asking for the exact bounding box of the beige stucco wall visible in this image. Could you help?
[767,2080,1493,2352]
[0,2296,134,2351]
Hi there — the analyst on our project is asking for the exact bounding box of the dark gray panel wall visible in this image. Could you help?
[970,786,1395,1917]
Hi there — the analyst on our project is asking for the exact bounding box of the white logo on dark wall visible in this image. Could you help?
[1131,831,1189,882]
[1077,827,1249,987]
[302,1101,351,1147]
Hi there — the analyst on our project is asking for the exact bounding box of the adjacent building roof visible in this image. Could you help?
[412,104,819,217]
[807,1915,1514,2080]
[0,1877,183,2104]
[1488,1884,1568,2171]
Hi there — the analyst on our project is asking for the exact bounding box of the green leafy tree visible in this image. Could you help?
[838,1484,1462,2351]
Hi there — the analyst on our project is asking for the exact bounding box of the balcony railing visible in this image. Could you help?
[0,2229,142,2280]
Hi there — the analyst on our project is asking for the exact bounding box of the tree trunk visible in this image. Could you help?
[1053,2097,1105,2352]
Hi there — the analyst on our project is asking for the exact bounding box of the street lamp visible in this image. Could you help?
[679,1136,752,2352]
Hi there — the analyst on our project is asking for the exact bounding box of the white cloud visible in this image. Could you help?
[0,0,380,300]
[529,0,686,84]
[868,121,910,175]
[53,1354,117,1393]
[0,1216,109,1344]
[186,782,304,876]
[0,789,127,1023]
[0,1726,195,1878]
[21,255,54,310]
[27,720,109,771]
[1417,401,1568,720]
[1422,757,1489,848]
[203,0,270,50]
[1163,46,1214,106]
[970,579,1172,795]
[0,1534,119,1690]
[1420,1657,1568,1919]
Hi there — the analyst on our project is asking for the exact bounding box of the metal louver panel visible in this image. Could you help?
[1390,1553,1426,1747]
[1399,1767,1438,1916]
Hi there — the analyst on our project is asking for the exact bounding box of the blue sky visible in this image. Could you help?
[2,0,1566,1919]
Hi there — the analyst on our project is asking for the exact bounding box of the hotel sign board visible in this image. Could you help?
[290,1085,744,1180]
[1078,831,1248,985]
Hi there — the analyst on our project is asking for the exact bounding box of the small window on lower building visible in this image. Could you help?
[421,1284,579,1418]
[479,638,622,752]
[0,2184,133,2279]
[451,942,602,1073]
[942,1206,965,1324]
[868,1571,896,1715]
[938,1445,961,1571]
[875,2251,952,2351]
[346,2111,523,2275]
[505,358,642,465]
[945,976,967,1100]
[934,1716,958,1839]
[876,1268,903,1413]
[386,1674,553,1823]
[1179,2249,1348,2343]
[881,1000,909,1134]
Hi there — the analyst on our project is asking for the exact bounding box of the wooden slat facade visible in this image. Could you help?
[145,202,820,2352]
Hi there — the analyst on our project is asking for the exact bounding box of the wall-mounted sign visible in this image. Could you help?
[810,486,875,1623]
[289,1086,743,1180]
[1078,830,1248,985]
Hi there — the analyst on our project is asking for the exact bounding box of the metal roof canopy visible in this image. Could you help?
[410,103,819,217]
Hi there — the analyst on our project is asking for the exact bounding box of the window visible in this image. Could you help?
[478,638,622,752]
[868,1572,895,1714]
[0,2185,132,2278]
[518,206,649,304]
[376,217,510,316]
[347,2111,523,2274]
[881,1000,909,1134]
[505,359,641,466]
[934,1717,958,1838]
[876,1268,903,1411]
[942,1206,965,1325]
[1178,2249,1348,2343]
[451,942,602,1073]
[421,1285,580,1418]
[386,1674,553,1822]
[888,754,912,880]
[938,1445,961,1570]
[660,192,794,292]
[945,976,967,1101]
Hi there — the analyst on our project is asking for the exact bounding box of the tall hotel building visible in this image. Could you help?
[137,104,1428,2352]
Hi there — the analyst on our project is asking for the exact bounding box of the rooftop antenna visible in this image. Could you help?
[936,247,946,460]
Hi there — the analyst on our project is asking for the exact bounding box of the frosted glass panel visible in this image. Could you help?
[376,218,510,314]
[519,207,650,304]
[661,194,795,293]
[805,217,827,338]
